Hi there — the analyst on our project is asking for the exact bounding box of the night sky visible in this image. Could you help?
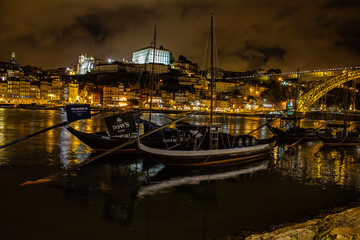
[1,0,360,72]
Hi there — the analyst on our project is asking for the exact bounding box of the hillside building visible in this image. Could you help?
[77,54,94,75]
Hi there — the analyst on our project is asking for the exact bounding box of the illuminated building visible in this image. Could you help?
[160,92,175,108]
[215,81,238,93]
[29,83,40,99]
[132,46,171,65]
[0,81,7,98]
[92,60,127,73]
[131,46,172,74]
[40,81,51,100]
[2,77,31,100]
[66,68,76,75]
[77,54,94,75]
[178,76,200,86]
[129,63,170,74]
[19,78,30,99]
[92,63,119,73]
[7,69,21,78]
[69,82,79,103]
[10,52,16,65]
[7,78,20,97]
[174,91,191,105]
[90,92,101,106]
[172,61,199,76]
[214,100,230,110]
[51,78,64,100]
[63,81,79,103]
[103,85,123,107]
[82,83,97,104]
[243,83,266,98]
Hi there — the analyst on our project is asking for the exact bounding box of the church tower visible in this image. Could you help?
[10,52,16,64]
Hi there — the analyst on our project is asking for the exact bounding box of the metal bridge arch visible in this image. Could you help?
[297,70,360,112]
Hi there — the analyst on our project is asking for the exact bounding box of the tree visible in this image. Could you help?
[178,55,190,63]
[247,95,256,103]
[233,89,240,96]
[267,68,282,74]
[128,99,139,106]
[260,80,286,106]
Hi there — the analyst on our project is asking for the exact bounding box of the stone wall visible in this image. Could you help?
[243,206,360,240]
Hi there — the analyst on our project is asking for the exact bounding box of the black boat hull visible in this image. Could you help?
[66,126,180,153]
[268,126,320,142]
[318,136,360,146]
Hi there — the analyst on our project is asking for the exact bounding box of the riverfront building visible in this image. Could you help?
[0,50,286,112]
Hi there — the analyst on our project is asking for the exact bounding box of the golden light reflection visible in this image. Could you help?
[0,109,6,146]
[46,130,56,165]
[339,159,347,186]
[273,141,360,190]
[99,181,112,192]
[44,112,57,165]
[315,152,323,180]
[3,109,360,193]
[272,146,279,164]
[66,134,93,168]
[0,109,9,165]
[0,156,9,166]
[58,117,96,169]
[333,156,341,184]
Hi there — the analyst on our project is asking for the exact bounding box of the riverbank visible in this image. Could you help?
[222,201,360,239]
[2,105,360,121]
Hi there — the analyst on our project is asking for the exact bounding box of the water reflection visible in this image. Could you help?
[2,109,360,239]
[58,157,160,227]
[56,157,270,232]
[273,142,360,190]
[137,160,269,198]
[54,150,360,239]
[0,109,96,167]
[319,147,360,190]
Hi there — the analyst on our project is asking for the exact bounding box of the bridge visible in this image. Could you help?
[297,67,360,112]
[227,66,360,112]
[228,66,360,81]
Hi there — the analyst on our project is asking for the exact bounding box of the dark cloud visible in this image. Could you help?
[75,13,110,44]
[326,0,360,8]
[335,20,360,54]
[236,45,286,70]
[12,34,39,49]
[0,0,360,72]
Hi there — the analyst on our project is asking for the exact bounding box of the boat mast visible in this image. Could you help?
[148,26,157,130]
[343,67,349,134]
[210,14,214,125]
[294,68,301,127]
[208,13,219,150]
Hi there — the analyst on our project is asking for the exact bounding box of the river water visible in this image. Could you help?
[1,109,360,240]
